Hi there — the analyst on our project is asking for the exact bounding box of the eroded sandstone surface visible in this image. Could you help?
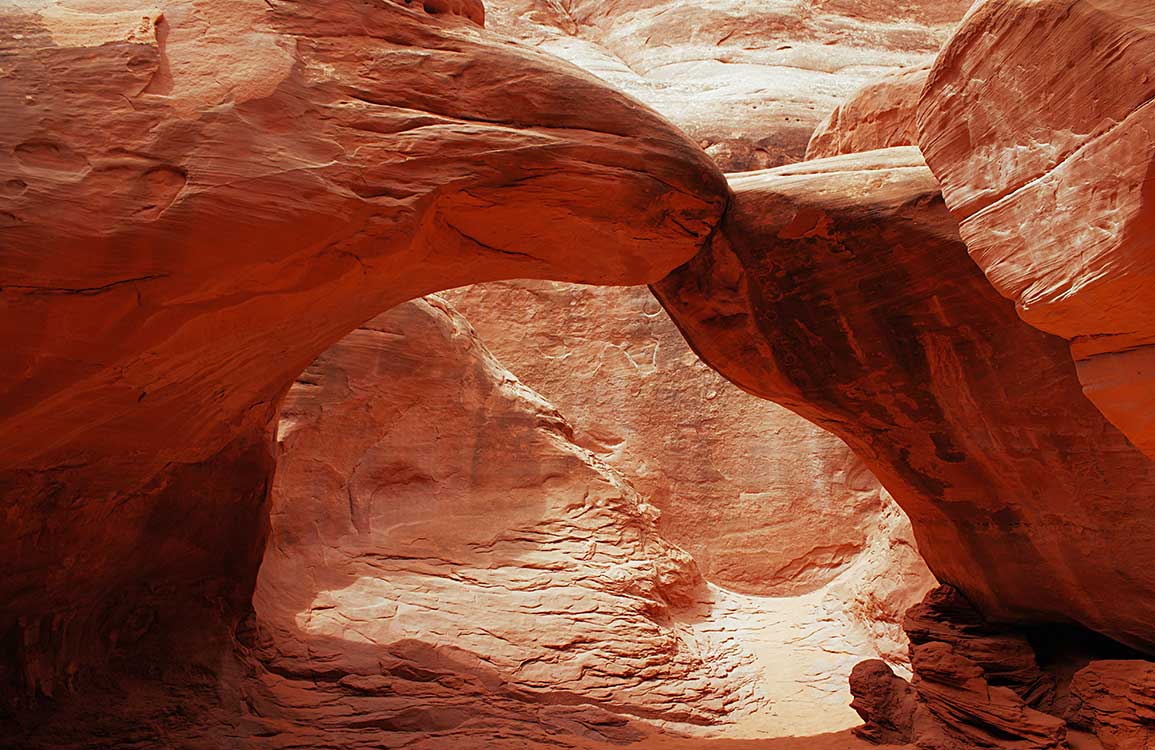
[806,64,929,160]
[6,0,1155,747]
[250,297,761,747]
[446,281,910,598]
[917,0,1155,460]
[251,296,933,745]
[1068,661,1155,750]
[841,585,1155,750]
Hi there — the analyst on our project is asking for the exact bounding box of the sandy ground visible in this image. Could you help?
[645,577,902,741]
[627,728,907,749]
[683,585,882,738]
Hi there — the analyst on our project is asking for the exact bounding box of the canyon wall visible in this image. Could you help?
[442,0,961,662]
[445,282,902,598]
[249,297,761,748]
[6,0,1155,748]
[249,296,935,746]
[479,0,972,170]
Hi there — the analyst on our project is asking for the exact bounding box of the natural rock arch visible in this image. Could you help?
[0,0,725,710]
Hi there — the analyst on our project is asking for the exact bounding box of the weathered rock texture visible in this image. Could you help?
[0,0,726,713]
[905,587,1056,709]
[1068,661,1155,750]
[480,0,972,170]
[446,281,908,598]
[917,0,1155,461]
[904,586,1066,750]
[825,494,938,666]
[252,296,933,745]
[250,297,766,747]
[654,147,1155,653]
[847,585,1155,750]
[806,64,929,159]
[909,641,1067,750]
[849,659,917,745]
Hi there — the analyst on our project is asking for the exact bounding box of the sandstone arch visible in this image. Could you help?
[0,0,726,707]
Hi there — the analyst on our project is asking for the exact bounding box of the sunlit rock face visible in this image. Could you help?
[0,0,725,713]
[444,0,953,620]
[446,280,937,731]
[251,297,760,746]
[654,147,1155,654]
[9,0,1155,747]
[806,64,930,160]
[445,282,899,598]
[251,296,934,746]
[917,0,1155,461]
[480,0,973,170]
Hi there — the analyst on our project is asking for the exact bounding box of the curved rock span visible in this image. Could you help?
[251,297,760,747]
[6,0,1155,747]
[0,0,726,707]
[653,147,1155,654]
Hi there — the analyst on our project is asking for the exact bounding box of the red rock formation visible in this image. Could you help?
[256,294,936,744]
[480,0,972,169]
[806,64,930,159]
[849,659,917,745]
[0,0,725,719]
[852,586,1155,750]
[873,586,1068,749]
[905,587,1056,709]
[1068,661,1155,750]
[653,147,1155,654]
[909,641,1067,750]
[916,0,1155,460]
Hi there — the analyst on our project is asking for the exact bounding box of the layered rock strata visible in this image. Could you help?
[849,586,1155,750]
[480,0,972,170]
[917,0,1155,460]
[904,587,1066,750]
